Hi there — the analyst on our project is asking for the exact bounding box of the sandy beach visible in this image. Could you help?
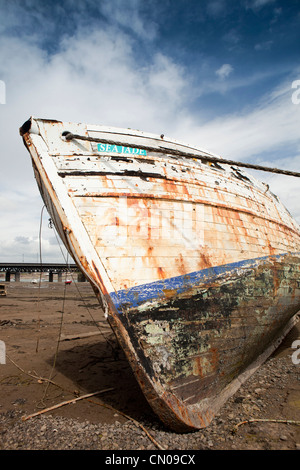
[0,281,299,450]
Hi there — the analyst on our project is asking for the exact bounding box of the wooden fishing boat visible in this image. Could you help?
[20,116,300,432]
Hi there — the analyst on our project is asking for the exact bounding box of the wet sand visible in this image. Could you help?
[0,281,299,450]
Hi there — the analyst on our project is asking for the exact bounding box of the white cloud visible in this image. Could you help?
[215,63,234,79]
[189,78,300,161]
[0,190,65,262]
[176,76,300,222]
[100,0,157,40]
[0,21,192,262]
[206,0,227,18]
[246,0,276,10]
[254,40,273,51]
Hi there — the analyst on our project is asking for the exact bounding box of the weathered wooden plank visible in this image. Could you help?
[65,178,295,231]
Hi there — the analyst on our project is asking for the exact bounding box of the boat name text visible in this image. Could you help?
[97,143,147,156]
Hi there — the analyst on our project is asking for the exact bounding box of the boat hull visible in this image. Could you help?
[20,117,300,431]
[110,253,300,430]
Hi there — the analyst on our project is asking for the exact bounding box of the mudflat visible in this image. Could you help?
[0,281,299,450]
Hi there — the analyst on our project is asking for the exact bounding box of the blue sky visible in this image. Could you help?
[0,0,299,263]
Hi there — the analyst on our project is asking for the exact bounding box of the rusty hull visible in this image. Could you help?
[20,117,300,431]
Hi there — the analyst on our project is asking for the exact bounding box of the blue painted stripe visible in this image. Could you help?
[109,252,300,314]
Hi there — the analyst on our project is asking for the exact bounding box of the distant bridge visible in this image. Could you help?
[0,263,85,282]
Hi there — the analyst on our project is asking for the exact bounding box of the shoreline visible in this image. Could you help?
[0,282,299,450]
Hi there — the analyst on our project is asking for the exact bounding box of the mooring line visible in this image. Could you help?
[50,221,116,350]
[64,131,300,178]
[36,204,46,353]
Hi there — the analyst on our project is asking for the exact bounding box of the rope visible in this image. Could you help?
[36,204,46,353]
[234,418,300,432]
[50,220,117,352]
[63,132,300,178]
[37,254,68,408]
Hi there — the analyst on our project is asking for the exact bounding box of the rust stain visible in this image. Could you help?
[176,254,186,275]
[147,246,154,255]
[162,288,177,299]
[268,240,276,257]
[199,253,212,269]
[157,267,166,279]
[91,260,108,295]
